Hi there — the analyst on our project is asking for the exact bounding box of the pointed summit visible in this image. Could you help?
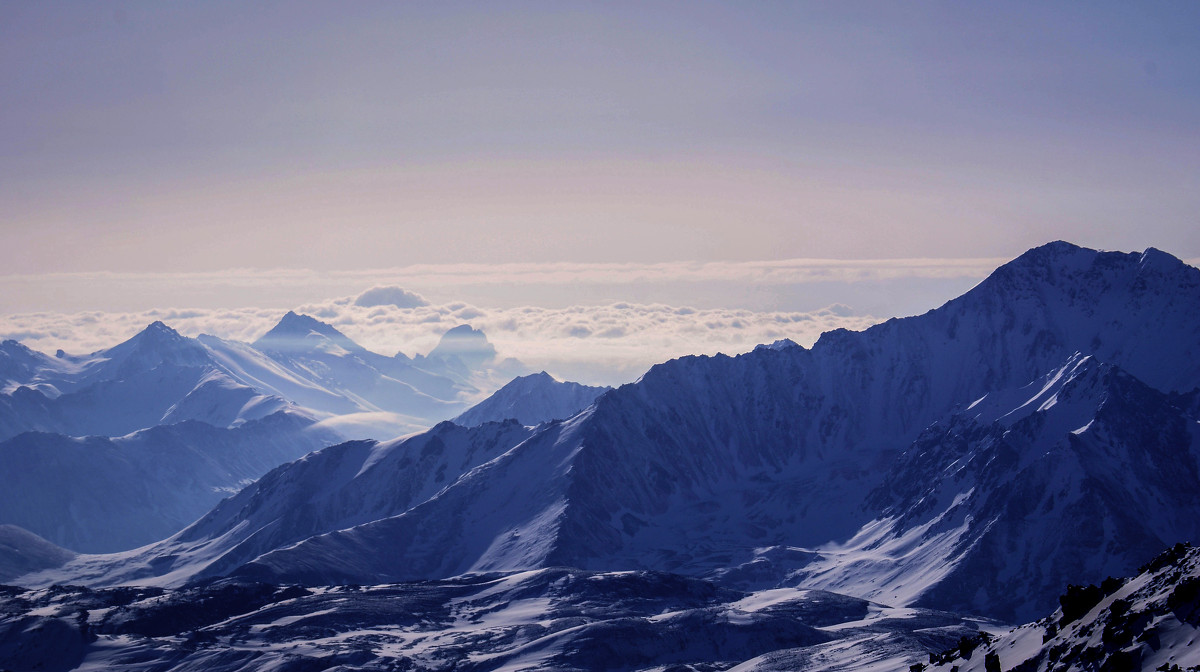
[138,320,183,341]
[1138,246,1187,274]
[261,312,341,339]
[115,320,192,360]
[97,320,210,378]
[254,312,362,355]
[453,371,610,426]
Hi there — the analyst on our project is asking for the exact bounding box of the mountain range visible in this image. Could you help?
[2,241,1198,671]
[0,315,548,553]
[1,314,528,444]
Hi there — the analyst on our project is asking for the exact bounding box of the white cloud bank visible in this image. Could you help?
[0,291,880,387]
[0,256,1013,316]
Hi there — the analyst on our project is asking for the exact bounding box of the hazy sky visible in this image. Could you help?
[2,2,1198,380]
[4,2,1198,273]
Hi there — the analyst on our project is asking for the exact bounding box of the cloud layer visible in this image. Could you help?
[353,286,430,309]
[0,293,880,387]
[0,256,1014,318]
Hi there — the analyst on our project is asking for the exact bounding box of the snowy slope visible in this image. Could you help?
[0,411,339,553]
[13,243,1200,627]
[252,311,466,406]
[794,353,1200,621]
[0,569,987,672]
[227,244,1200,604]
[928,543,1200,672]
[0,339,62,393]
[0,322,295,441]
[0,314,497,443]
[15,420,536,586]
[452,371,610,426]
[0,525,74,583]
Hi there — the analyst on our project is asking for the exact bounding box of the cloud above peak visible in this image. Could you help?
[353,286,429,309]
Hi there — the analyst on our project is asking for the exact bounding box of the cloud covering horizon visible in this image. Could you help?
[5,249,1197,386]
[0,255,1013,317]
[0,289,880,387]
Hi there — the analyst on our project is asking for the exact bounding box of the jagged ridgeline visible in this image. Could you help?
[926,543,1200,672]
[2,242,1199,671]
[0,316,544,554]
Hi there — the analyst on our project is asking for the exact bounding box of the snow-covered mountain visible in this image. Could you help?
[17,420,538,586]
[795,353,1200,622]
[0,314,526,443]
[928,542,1200,672]
[223,244,1200,614]
[0,411,339,553]
[453,371,610,426]
[10,243,1200,631]
[0,322,294,441]
[241,311,473,435]
[0,314,532,555]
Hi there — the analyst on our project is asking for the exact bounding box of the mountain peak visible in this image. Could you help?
[254,312,359,354]
[755,338,799,352]
[1001,240,1095,274]
[1026,239,1084,256]
[274,312,332,335]
[427,324,496,368]
[995,242,1189,283]
[94,320,210,377]
[453,371,609,426]
[121,321,190,353]
[501,371,559,390]
[443,324,485,339]
[1138,246,1186,273]
[139,320,182,340]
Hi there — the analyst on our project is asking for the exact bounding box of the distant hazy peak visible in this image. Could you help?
[262,311,340,338]
[427,324,496,366]
[135,320,184,342]
[453,371,610,427]
[97,320,208,373]
[253,311,360,353]
[440,324,487,341]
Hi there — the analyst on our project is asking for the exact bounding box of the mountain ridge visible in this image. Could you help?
[9,243,1200,627]
[223,243,1200,619]
[452,371,610,426]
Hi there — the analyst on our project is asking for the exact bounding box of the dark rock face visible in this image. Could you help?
[927,544,1200,672]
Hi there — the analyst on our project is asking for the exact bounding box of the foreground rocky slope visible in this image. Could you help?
[928,543,1200,672]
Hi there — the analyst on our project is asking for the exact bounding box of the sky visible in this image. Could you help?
[2,2,1198,384]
